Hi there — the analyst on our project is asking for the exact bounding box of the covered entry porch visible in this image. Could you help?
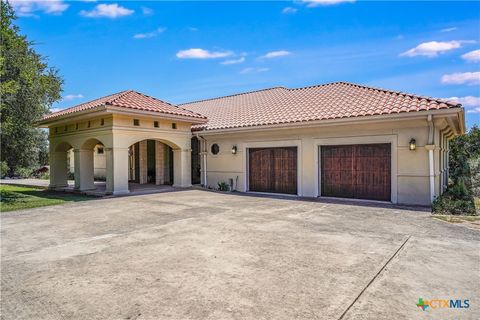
[37,90,207,195]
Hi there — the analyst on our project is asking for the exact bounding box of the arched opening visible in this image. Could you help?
[127,139,175,192]
[50,142,75,190]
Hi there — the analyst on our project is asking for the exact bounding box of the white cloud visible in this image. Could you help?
[462,50,480,63]
[260,50,291,59]
[133,27,165,39]
[301,0,355,7]
[444,96,480,113]
[80,3,134,18]
[282,7,298,14]
[10,0,69,16]
[240,67,269,74]
[441,27,457,33]
[441,72,480,85]
[62,94,84,102]
[188,27,199,32]
[176,48,233,59]
[141,6,153,16]
[220,57,245,65]
[400,40,475,57]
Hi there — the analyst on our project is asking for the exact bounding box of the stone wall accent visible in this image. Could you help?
[138,140,148,184]
[155,141,165,185]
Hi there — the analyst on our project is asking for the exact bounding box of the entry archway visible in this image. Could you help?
[127,139,175,191]
[49,141,74,189]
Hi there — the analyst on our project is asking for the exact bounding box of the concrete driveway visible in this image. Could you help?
[1,190,479,320]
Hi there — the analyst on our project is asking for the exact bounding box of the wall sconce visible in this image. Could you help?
[231,145,237,154]
[409,138,416,151]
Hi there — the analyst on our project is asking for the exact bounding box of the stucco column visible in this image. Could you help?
[173,149,192,188]
[73,149,95,191]
[425,144,436,203]
[106,147,130,195]
[138,141,148,184]
[155,141,165,185]
[49,151,69,189]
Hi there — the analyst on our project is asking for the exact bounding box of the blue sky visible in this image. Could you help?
[11,0,480,127]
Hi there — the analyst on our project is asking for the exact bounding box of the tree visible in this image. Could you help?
[0,0,63,175]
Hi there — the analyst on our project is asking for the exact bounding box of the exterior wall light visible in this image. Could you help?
[409,138,416,151]
[231,145,237,154]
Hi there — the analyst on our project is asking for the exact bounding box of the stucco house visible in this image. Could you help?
[38,81,465,206]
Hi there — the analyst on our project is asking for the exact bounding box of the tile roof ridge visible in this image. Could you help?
[45,90,129,119]
[108,89,207,119]
[336,81,461,107]
[105,89,135,105]
[178,86,286,106]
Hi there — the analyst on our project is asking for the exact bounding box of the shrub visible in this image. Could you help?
[15,167,34,179]
[38,172,49,180]
[0,161,9,178]
[432,184,476,216]
[217,181,230,191]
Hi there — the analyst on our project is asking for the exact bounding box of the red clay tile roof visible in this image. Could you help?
[43,90,206,121]
[180,81,461,131]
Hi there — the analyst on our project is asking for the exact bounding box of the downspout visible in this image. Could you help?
[426,115,435,203]
[195,134,207,187]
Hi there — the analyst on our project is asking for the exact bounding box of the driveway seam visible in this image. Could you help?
[337,234,411,320]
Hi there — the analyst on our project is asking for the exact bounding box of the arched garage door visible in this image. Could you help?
[249,147,297,195]
[320,144,391,201]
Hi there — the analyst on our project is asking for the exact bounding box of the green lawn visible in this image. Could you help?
[0,184,95,212]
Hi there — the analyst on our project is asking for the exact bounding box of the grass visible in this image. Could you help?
[433,215,480,224]
[0,184,95,212]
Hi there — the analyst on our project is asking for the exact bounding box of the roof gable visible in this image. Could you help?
[43,90,206,121]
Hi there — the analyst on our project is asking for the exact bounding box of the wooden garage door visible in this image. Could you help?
[249,147,297,194]
[321,144,391,201]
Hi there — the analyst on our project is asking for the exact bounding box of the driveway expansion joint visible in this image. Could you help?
[337,235,411,320]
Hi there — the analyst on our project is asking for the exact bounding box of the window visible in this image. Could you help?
[55,127,58,133]
[75,123,78,130]
[97,147,104,154]
[154,121,159,128]
[133,119,140,126]
[171,123,177,129]
[100,118,104,126]
[211,143,220,155]
[87,121,91,128]
[64,125,68,132]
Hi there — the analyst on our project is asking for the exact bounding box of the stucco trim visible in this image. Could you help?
[242,140,302,196]
[313,134,398,203]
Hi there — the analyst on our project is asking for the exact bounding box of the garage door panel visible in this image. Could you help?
[321,144,391,201]
[249,147,297,195]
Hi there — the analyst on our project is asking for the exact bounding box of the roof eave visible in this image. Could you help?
[104,106,208,124]
[36,105,108,127]
[192,107,464,135]
[36,104,208,127]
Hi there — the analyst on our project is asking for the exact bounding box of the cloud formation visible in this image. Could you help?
[441,72,480,85]
[176,49,233,59]
[133,28,165,39]
[240,67,269,74]
[401,40,474,57]
[141,6,153,16]
[445,96,480,113]
[62,94,84,102]
[80,3,134,18]
[441,27,457,32]
[282,7,298,14]
[220,57,246,65]
[10,0,69,16]
[301,0,355,7]
[260,50,291,59]
[462,50,480,63]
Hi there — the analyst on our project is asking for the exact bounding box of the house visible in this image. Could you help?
[37,82,465,206]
